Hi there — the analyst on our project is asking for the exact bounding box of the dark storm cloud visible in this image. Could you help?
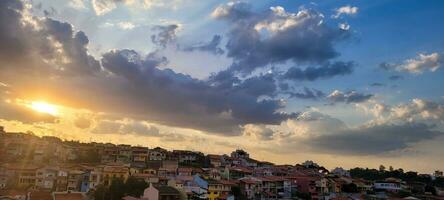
[327,90,373,103]
[151,24,179,48]
[288,87,324,100]
[212,2,350,74]
[182,35,225,55]
[283,61,355,81]
[309,123,442,155]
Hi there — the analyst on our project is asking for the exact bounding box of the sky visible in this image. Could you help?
[1,0,444,173]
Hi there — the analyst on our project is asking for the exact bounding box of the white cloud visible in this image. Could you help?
[382,52,441,74]
[117,22,136,30]
[333,5,358,18]
[69,0,87,10]
[338,23,350,30]
[255,7,324,33]
[401,53,441,74]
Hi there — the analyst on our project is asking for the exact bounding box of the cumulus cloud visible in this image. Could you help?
[151,24,179,48]
[283,61,355,81]
[243,124,275,140]
[380,52,442,74]
[327,90,373,103]
[333,5,358,18]
[212,2,350,74]
[0,0,296,135]
[92,0,133,15]
[100,49,296,134]
[182,35,225,55]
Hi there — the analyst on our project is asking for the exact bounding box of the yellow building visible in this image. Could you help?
[102,165,129,186]
[207,179,223,200]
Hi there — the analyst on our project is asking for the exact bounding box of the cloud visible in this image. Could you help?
[389,75,403,80]
[0,96,58,124]
[380,52,442,74]
[212,2,350,74]
[338,23,350,30]
[92,0,133,15]
[287,87,324,100]
[92,119,160,136]
[390,99,444,123]
[283,110,444,155]
[0,1,296,135]
[370,82,385,87]
[243,124,275,140]
[69,0,87,10]
[100,49,297,134]
[327,90,373,103]
[283,61,355,81]
[333,5,358,18]
[309,123,442,155]
[0,1,100,79]
[151,24,179,48]
[182,35,225,55]
[74,117,92,129]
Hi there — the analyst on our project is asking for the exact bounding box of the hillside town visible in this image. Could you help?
[1,126,443,200]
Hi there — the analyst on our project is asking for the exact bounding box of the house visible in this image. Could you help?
[102,165,129,186]
[225,166,252,180]
[219,180,237,200]
[239,177,261,199]
[149,148,167,161]
[374,178,406,192]
[207,179,223,200]
[208,155,222,168]
[123,184,181,200]
[173,150,203,164]
[132,173,160,185]
[67,170,84,191]
[131,147,149,163]
[55,169,69,192]
[177,168,192,176]
[4,164,41,188]
[35,167,58,190]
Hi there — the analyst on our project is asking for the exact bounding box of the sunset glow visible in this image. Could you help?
[29,101,59,116]
[1,0,444,177]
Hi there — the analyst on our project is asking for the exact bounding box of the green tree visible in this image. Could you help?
[342,183,358,193]
[108,178,126,200]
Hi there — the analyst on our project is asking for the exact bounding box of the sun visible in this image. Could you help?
[30,101,59,115]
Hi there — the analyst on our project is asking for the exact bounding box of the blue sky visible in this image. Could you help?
[1,0,444,172]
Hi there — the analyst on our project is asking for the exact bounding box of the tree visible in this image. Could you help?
[389,166,394,172]
[124,177,148,197]
[231,185,246,200]
[93,185,108,200]
[108,178,126,200]
[379,165,386,172]
[342,183,358,193]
